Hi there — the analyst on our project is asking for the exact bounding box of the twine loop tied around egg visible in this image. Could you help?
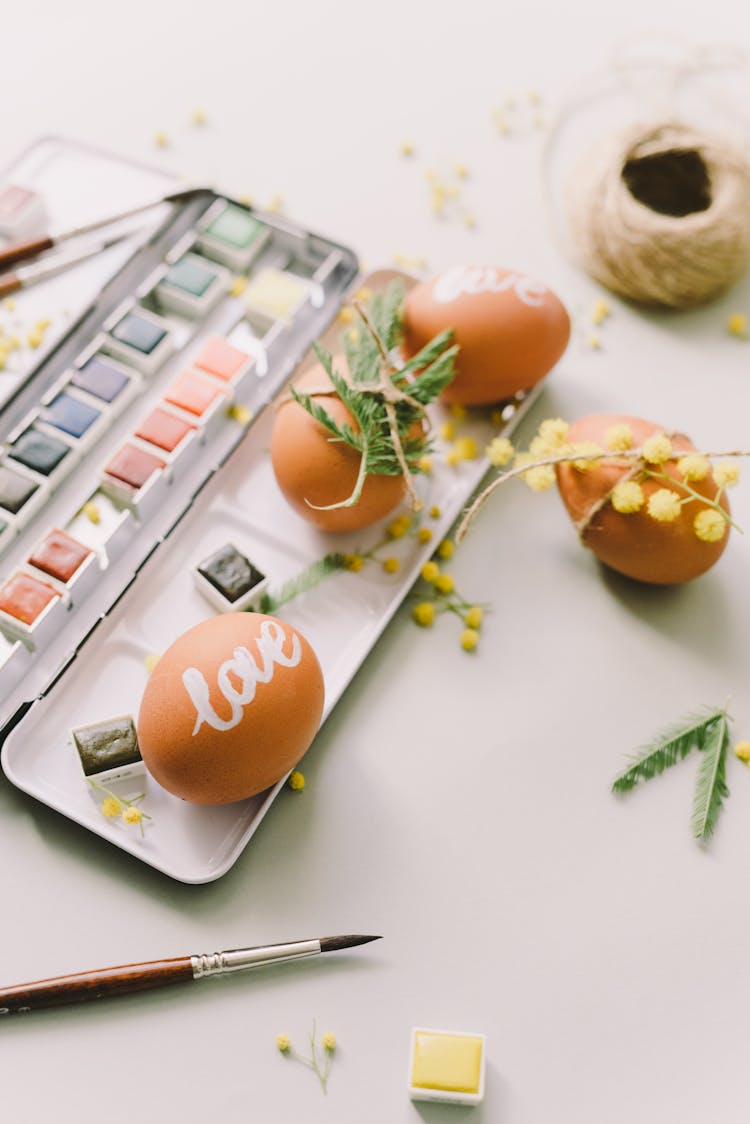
[565,119,750,307]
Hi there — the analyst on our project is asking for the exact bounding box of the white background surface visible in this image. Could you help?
[2,3,750,1122]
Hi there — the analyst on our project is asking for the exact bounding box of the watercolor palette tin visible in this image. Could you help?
[0,141,542,882]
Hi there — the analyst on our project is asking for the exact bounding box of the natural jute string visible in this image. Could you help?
[565,119,750,307]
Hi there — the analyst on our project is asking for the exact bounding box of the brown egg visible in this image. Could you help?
[402,265,570,404]
[270,359,408,533]
[137,613,324,804]
[556,414,730,585]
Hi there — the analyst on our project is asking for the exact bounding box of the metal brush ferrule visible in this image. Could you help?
[190,939,321,980]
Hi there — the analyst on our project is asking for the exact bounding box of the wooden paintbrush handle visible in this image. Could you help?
[0,235,54,271]
[0,273,22,298]
[0,957,194,1013]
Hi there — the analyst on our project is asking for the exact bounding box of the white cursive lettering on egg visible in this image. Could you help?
[182,620,302,736]
[432,266,547,308]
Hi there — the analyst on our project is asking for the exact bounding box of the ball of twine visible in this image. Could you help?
[566,120,750,307]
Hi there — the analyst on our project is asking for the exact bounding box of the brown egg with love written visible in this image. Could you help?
[556,414,731,585]
[401,265,571,404]
[137,613,325,804]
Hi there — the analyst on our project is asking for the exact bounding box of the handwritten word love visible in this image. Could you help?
[432,266,547,308]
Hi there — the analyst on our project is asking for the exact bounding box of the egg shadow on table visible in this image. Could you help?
[596,559,738,660]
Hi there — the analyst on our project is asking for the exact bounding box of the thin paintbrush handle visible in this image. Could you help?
[0,235,55,271]
[0,273,22,298]
[0,957,194,1014]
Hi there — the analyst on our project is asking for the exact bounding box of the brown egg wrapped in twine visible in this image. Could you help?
[565,120,750,308]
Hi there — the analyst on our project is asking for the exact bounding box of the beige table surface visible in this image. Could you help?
[2,3,750,1121]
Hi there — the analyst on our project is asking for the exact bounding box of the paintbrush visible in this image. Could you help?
[0,934,381,1014]
[0,231,132,300]
[0,186,206,273]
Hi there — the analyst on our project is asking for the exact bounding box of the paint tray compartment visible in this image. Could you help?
[1,261,541,882]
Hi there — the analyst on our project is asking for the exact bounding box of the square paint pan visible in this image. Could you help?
[196,200,269,271]
[70,713,145,786]
[153,253,230,319]
[193,542,269,612]
[6,423,78,489]
[69,352,141,414]
[39,387,108,453]
[66,489,134,564]
[244,267,311,324]
[134,407,199,473]
[103,306,175,376]
[0,183,46,238]
[162,370,230,440]
[192,338,254,393]
[0,570,64,648]
[101,443,170,521]
[0,460,49,531]
[408,1028,487,1106]
[27,528,100,605]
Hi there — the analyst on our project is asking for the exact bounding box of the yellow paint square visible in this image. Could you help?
[411,1031,483,1093]
[245,269,308,321]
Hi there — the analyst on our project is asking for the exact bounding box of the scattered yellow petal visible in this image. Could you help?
[144,653,161,674]
[445,449,461,466]
[321,1032,336,1052]
[400,141,415,157]
[463,211,476,229]
[154,131,169,148]
[101,798,121,818]
[460,628,479,652]
[27,329,43,349]
[337,306,355,324]
[348,328,359,344]
[591,298,611,326]
[387,515,411,539]
[412,602,435,627]
[354,287,372,303]
[288,770,305,791]
[454,163,469,179]
[227,404,252,425]
[734,741,750,763]
[276,1034,291,1052]
[383,557,400,574]
[586,332,601,350]
[35,318,52,331]
[417,527,433,543]
[528,89,542,105]
[486,436,514,467]
[191,108,207,126]
[266,194,284,213]
[230,275,248,297]
[453,436,478,461]
[83,501,100,524]
[238,194,253,207]
[531,111,545,128]
[450,403,467,420]
[647,488,682,523]
[429,505,441,519]
[604,423,633,451]
[431,188,446,214]
[344,553,364,572]
[693,507,726,542]
[437,540,454,560]
[727,313,748,338]
[421,561,440,583]
[418,454,433,474]
[440,421,456,441]
[642,434,673,464]
[677,455,710,482]
[713,460,740,487]
[3,298,15,312]
[435,573,455,594]
[523,465,556,492]
[122,806,143,825]
[611,480,645,514]
[464,606,483,629]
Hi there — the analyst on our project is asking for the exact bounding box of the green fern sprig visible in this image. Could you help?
[289,279,457,510]
[611,707,725,793]
[258,553,347,614]
[691,712,730,840]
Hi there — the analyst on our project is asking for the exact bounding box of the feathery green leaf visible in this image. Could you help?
[258,553,348,613]
[611,707,725,793]
[691,712,730,840]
